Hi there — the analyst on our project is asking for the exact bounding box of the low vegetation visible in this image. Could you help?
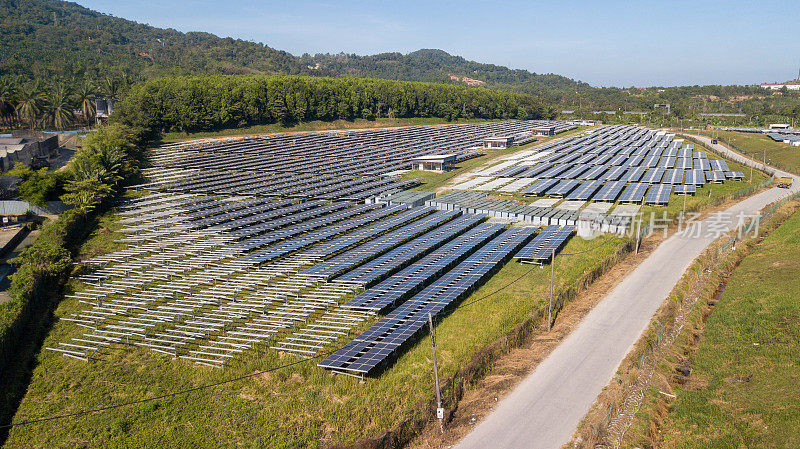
[0,123,146,443]
[620,201,800,449]
[695,130,800,174]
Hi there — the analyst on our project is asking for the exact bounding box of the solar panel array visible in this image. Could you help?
[452,124,742,206]
[318,226,536,374]
[513,225,576,262]
[50,120,588,370]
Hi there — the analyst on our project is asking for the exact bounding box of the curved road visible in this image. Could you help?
[456,135,799,449]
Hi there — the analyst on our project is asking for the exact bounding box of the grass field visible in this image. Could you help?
[652,208,800,448]
[695,130,800,174]
[159,117,504,143]
[4,217,627,448]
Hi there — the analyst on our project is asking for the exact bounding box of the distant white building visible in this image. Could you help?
[482,136,515,149]
[760,81,800,91]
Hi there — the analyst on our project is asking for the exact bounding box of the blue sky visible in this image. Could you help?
[76,0,800,87]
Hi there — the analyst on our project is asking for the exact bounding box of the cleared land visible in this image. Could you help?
[696,130,800,174]
[4,220,625,448]
[652,207,800,448]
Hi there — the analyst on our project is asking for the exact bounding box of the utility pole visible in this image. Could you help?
[682,190,687,214]
[428,313,444,433]
[548,248,554,331]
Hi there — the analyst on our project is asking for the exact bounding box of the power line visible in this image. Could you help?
[2,232,620,430]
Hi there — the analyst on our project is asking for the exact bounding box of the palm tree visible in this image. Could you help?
[73,81,96,125]
[45,85,74,130]
[15,81,46,128]
[103,76,121,99]
[0,78,17,125]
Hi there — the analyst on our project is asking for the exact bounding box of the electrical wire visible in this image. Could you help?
[1,233,620,430]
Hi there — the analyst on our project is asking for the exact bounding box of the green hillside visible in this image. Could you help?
[0,0,582,92]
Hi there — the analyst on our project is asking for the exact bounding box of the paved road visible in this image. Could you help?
[456,140,799,449]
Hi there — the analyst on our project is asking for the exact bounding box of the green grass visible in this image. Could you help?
[4,231,626,448]
[159,117,502,143]
[695,130,800,174]
[657,209,800,448]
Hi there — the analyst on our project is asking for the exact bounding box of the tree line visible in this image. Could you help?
[0,76,129,129]
[113,75,557,133]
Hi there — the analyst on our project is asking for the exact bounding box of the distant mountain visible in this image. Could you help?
[0,0,585,97]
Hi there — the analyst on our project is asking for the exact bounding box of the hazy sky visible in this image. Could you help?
[76,0,800,87]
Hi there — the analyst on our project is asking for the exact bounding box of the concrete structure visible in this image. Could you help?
[482,136,514,149]
[95,98,116,124]
[531,125,558,136]
[0,135,58,171]
[409,154,456,172]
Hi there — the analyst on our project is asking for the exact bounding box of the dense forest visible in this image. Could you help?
[1,0,799,131]
[0,1,581,93]
[113,75,556,133]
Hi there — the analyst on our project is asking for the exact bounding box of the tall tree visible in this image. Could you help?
[0,78,17,123]
[15,82,46,128]
[45,85,74,130]
[73,81,96,124]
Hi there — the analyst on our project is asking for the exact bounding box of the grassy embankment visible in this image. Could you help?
[695,130,800,175]
[626,203,800,448]
[5,214,627,448]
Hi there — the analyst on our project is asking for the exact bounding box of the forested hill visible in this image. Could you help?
[0,0,584,95]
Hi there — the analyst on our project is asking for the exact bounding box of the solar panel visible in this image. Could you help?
[725,171,744,180]
[516,225,575,263]
[600,165,626,181]
[663,169,684,184]
[641,167,665,184]
[705,170,726,183]
[710,160,729,171]
[319,226,536,374]
[694,158,711,171]
[514,225,559,260]
[644,184,672,205]
[579,165,608,180]
[566,180,602,200]
[547,179,581,197]
[684,169,706,186]
[622,166,647,182]
[619,183,648,203]
[674,184,696,195]
[342,223,505,312]
[593,181,626,202]
[521,178,558,195]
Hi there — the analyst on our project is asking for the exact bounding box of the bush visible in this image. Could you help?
[8,164,64,207]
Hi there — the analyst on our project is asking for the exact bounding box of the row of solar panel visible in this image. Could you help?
[514,225,576,262]
[342,222,506,312]
[319,226,536,374]
[299,210,464,279]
